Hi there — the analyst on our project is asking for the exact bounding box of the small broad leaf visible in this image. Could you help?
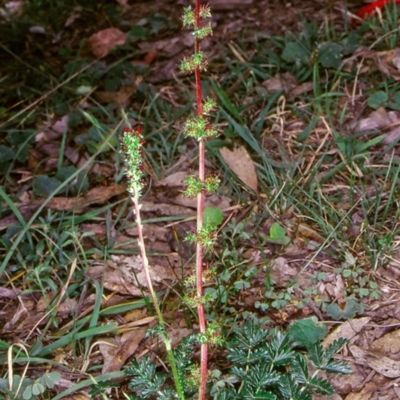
[270,331,291,353]
[203,207,223,228]
[32,176,63,197]
[344,251,356,266]
[55,166,89,196]
[0,378,8,391]
[394,91,400,104]
[318,42,343,69]
[0,145,14,160]
[367,91,388,109]
[268,222,290,245]
[22,386,33,400]
[6,130,34,162]
[31,382,45,396]
[326,299,360,320]
[42,372,61,389]
[234,280,250,290]
[288,317,327,347]
[282,42,311,65]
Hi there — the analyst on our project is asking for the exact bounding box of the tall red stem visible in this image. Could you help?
[194,1,208,399]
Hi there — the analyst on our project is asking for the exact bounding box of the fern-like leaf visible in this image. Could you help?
[290,354,308,384]
[278,374,310,400]
[321,359,352,374]
[306,342,325,369]
[244,364,281,389]
[240,388,277,399]
[270,331,291,353]
[305,376,334,396]
[230,321,272,350]
[228,347,272,366]
[126,357,167,398]
[324,338,348,360]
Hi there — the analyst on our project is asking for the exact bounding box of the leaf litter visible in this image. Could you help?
[2,0,400,398]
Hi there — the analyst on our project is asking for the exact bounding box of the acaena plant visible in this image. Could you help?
[211,319,351,399]
[121,1,219,399]
[120,1,350,399]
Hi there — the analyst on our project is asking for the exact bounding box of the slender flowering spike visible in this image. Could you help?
[122,127,145,196]
[180,2,218,398]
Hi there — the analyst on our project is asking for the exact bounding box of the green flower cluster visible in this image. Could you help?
[121,127,145,196]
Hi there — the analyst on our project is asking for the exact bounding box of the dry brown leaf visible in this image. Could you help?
[168,328,194,347]
[263,72,298,94]
[168,193,231,210]
[369,329,400,360]
[329,362,362,395]
[87,28,128,58]
[86,255,173,295]
[100,328,147,373]
[208,0,254,9]
[345,382,376,400]
[125,224,169,242]
[346,47,400,80]
[378,48,400,72]
[139,36,188,58]
[124,308,147,323]
[125,316,156,328]
[93,84,137,106]
[358,107,392,131]
[32,184,126,213]
[141,200,195,216]
[350,344,400,378]
[296,222,325,244]
[268,257,297,287]
[323,317,370,348]
[0,287,21,299]
[85,262,143,296]
[154,171,187,187]
[219,146,258,192]
[383,126,400,145]
[289,81,315,97]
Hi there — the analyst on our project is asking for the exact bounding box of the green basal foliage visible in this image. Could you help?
[124,319,351,399]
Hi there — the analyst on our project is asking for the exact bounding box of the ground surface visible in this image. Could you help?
[1,0,400,399]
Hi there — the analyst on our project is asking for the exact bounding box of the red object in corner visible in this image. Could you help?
[357,0,400,20]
